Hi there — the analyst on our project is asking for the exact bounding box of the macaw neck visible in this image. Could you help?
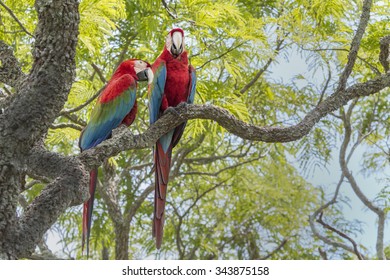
[160,47,188,63]
[111,68,138,81]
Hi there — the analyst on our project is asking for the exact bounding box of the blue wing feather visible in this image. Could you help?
[80,78,137,151]
[187,66,196,104]
[149,62,167,124]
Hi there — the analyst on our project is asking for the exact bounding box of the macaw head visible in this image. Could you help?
[117,59,153,84]
[165,28,185,58]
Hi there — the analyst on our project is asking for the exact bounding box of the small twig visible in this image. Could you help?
[114,32,138,71]
[61,112,87,127]
[260,238,289,260]
[161,0,177,19]
[60,86,104,115]
[317,212,363,260]
[50,123,83,131]
[317,61,332,106]
[303,47,380,75]
[196,42,246,71]
[0,0,34,37]
[240,37,286,94]
[179,154,266,177]
[91,63,107,84]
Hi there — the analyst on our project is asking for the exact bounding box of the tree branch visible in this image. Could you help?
[240,37,286,94]
[0,0,34,37]
[196,42,246,71]
[79,71,390,169]
[336,0,372,92]
[340,103,386,260]
[13,146,88,257]
[260,238,289,260]
[161,0,177,19]
[60,86,104,116]
[379,35,390,72]
[0,40,25,87]
[316,212,363,260]
[50,123,83,131]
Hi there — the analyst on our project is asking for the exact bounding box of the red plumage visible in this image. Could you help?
[150,29,195,249]
[79,59,151,257]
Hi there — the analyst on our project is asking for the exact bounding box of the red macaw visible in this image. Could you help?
[79,59,152,256]
[149,28,196,249]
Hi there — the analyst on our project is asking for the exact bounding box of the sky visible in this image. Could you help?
[270,47,389,257]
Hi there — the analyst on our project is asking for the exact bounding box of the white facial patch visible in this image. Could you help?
[134,60,147,74]
[146,68,154,85]
[166,33,173,53]
[172,31,183,50]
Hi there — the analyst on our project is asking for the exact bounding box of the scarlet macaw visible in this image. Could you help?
[149,28,196,249]
[79,59,152,256]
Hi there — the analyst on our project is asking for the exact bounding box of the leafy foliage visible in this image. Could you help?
[2,0,389,259]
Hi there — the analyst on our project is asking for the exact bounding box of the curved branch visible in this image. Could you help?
[50,123,83,131]
[336,0,372,92]
[0,1,34,37]
[79,71,390,169]
[60,86,104,115]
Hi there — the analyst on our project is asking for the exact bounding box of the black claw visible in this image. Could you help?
[176,102,187,109]
[164,106,180,117]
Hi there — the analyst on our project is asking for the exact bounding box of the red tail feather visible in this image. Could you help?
[153,142,172,249]
[82,169,98,257]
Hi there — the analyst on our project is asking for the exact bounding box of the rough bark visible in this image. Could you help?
[0,0,80,259]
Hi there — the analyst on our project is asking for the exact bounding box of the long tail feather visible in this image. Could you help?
[82,169,98,258]
[153,142,172,249]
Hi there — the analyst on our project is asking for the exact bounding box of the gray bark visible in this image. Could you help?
[0,0,80,259]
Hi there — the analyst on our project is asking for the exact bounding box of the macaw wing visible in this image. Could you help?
[149,61,167,125]
[187,65,196,104]
[79,75,137,151]
[171,65,197,148]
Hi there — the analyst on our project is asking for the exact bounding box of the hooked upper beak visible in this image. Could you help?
[170,31,184,57]
[136,67,154,84]
[170,44,183,57]
[136,69,149,81]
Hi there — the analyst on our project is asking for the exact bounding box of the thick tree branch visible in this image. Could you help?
[79,72,390,169]
[0,0,80,155]
[11,146,88,257]
[0,40,26,87]
[336,0,372,92]
[379,35,390,72]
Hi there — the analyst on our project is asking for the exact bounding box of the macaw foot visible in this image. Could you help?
[176,102,188,109]
[164,106,181,117]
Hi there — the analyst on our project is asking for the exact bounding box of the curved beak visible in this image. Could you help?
[136,67,154,84]
[136,69,149,81]
[170,32,183,57]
